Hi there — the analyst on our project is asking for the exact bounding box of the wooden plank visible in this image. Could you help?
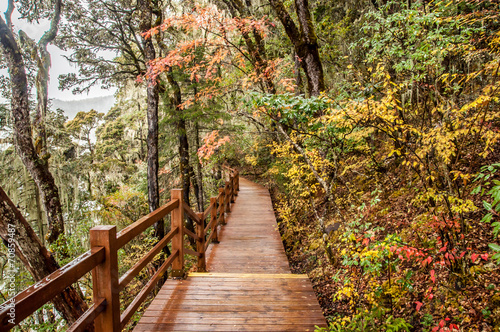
[141,311,325,319]
[189,272,307,278]
[144,304,322,311]
[152,294,318,300]
[134,323,325,331]
[138,316,325,324]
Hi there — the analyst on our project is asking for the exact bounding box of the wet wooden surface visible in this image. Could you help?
[134,178,327,331]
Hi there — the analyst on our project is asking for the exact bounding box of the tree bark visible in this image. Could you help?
[268,0,325,97]
[33,0,62,160]
[293,49,304,95]
[0,186,89,327]
[194,122,205,212]
[164,70,195,234]
[0,14,64,244]
[139,0,162,240]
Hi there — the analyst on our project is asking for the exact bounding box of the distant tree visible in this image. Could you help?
[66,109,104,196]
[66,109,103,164]
[59,0,165,238]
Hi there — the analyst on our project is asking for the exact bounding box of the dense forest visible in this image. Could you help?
[1,0,500,330]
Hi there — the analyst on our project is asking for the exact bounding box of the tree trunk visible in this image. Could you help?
[194,122,205,212]
[268,0,325,97]
[139,0,163,240]
[34,182,46,247]
[179,120,194,232]
[33,0,61,161]
[0,15,64,244]
[0,187,89,328]
[164,71,195,234]
[293,49,304,95]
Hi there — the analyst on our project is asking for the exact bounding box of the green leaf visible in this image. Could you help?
[481,213,493,223]
[492,222,500,237]
[472,185,481,194]
[489,243,500,252]
[483,201,492,211]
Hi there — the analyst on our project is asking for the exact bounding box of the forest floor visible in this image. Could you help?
[244,168,500,330]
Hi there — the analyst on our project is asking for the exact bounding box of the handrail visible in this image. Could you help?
[2,168,240,332]
[0,247,105,330]
[116,199,179,248]
[67,298,107,332]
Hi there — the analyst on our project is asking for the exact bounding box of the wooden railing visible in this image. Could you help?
[0,168,239,331]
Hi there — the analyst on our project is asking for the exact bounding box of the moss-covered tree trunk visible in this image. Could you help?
[0,187,89,327]
[0,13,64,244]
[268,0,325,97]
[139,0,162,241]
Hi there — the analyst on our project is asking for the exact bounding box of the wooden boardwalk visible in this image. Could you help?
[134,178,327,331]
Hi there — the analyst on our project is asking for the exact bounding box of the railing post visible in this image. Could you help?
[171,189,185,278]
[210,197,219,243]
[196,212,206,272]
[90,225,120,332]
[225,181,231,212]
[218,188,226,225]
[235,171,239,196]
[229,175,235,203]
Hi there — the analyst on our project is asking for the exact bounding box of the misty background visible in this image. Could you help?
[0,2,117,118]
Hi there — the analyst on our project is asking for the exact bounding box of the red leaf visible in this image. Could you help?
[471,253,479,263]
[430,270,436,283]
[439,319,445,328]
[481,253,489,261]
[415,301,423,312]
[450,323,459,330]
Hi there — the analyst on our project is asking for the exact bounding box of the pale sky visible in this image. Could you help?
[0,2,117,101]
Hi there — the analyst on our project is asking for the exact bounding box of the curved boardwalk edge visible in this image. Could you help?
[134,178,327,331]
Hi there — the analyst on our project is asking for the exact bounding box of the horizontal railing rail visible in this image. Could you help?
[0,247,105,330]
[1,167,239,332]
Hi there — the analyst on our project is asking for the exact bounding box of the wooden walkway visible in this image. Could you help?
[134,178,327,331]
